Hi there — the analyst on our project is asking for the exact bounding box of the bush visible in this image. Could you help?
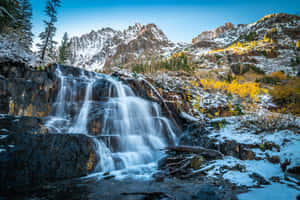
[199,78,267,101]
[270,79,300,115]
[260,76,280,84]
[271,71,286,80]
[259,71,286,85]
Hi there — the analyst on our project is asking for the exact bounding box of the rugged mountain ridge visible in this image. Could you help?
[66,13,300,75]
[68,23,180,70]
[192,22,235,44]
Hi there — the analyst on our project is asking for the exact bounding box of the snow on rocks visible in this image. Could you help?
[195,115,300,198]
[0,34,36,65]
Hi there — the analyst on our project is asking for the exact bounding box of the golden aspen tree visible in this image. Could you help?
[296,41,300,48]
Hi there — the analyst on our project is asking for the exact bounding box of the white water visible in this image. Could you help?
[45,65,178,178]
[68,79,95,134]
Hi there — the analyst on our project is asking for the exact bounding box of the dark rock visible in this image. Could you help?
[179,123,261,161]
[0,62,59,117]
[0,132,98,192]
[193,184,220,200]
[249,173,270,185]
[267,155,280,164]
[287,166,300,175]
[153,172,165,182]
[0,114,45,134]
[232,164,246,172]
[281,159,291,172]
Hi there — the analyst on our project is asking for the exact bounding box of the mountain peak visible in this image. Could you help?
[67,23,172,70]
[192,22,235,44]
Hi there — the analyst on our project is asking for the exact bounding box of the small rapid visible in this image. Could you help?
[45,65,178,179]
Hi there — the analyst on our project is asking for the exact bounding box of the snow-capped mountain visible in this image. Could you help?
[68,23,182,71]
[186,13,300,75]
[191,13,300,48]
[67,13,300,74]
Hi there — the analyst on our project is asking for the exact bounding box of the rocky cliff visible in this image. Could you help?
[192,22,235,44]
[68,23,180,71]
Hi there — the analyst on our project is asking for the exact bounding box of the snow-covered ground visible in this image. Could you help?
[238,183,299,200]
[203,116,300,199]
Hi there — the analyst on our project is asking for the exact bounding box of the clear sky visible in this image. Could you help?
[30,0,300,47]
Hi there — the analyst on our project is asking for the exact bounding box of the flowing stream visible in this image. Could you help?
[45,66,178,178]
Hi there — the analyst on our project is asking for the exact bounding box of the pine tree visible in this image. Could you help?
[37,0,61,61]
[58,32,70,64]
[16,0,33,50]
[0,0,19,33]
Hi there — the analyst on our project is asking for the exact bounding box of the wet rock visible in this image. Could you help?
[0,132,98,192]
[0,114,45,134]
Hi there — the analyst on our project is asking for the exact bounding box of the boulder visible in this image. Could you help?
[0,132,99,192]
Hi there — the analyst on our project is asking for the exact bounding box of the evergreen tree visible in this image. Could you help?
[0,0,19,33]
[58,32,70,64]
[16,0,33,50]
[0,0,33,50]
[37,0,61,61]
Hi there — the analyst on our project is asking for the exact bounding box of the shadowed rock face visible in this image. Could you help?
[0,131,98,192]
[0,63,102,191]
[0,62,59,117]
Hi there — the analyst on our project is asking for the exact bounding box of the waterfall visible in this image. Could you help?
[68,79,95,134]
[45,65,178,176]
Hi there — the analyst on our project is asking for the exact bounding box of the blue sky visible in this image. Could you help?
[30,0,300,47]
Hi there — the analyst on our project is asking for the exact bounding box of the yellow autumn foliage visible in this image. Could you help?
[206,35,273,55]
[198,79,267,101]
[296,41,300,48]
[257,14,278,23]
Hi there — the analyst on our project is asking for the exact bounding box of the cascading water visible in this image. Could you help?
[45,65,178,178]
